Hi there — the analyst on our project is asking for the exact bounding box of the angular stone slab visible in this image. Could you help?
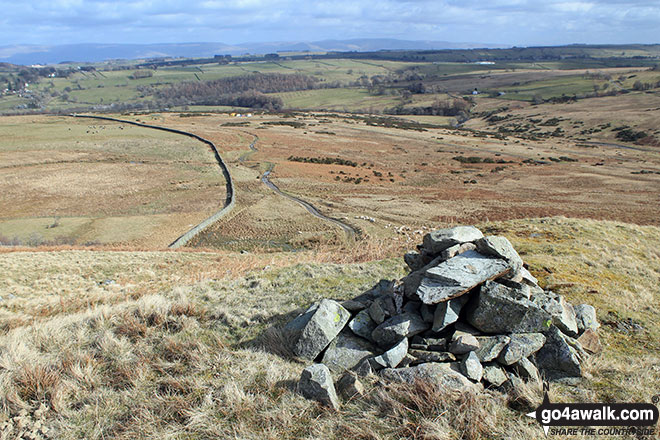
[422,226,484,255]
[371,337,408,370]
[404,251,425,272]
[381,362,478,393]
[512,357,540,382]
[432,295,468,332]
[474,335,510,362]
[368,295,396,325]
[299,364,340,410]
[577,328,602,354]
[574,304,599,334]
[449,330,480,355]
[371,312,429,347]
[482,364,508,387]
[460,351,483,382]
[348,309,377,341]
[534,292,579,337]
[497,333,546,365]
[416,250,511,304]
[409,349,456,364]
[475,235,523,279]
[284,299,351,360]
[466,281,553,334]
[535,326,585,380]
[336,372,365,399]
[321,331,380,372]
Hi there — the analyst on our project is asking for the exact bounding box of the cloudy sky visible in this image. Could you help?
[1,0,658,47]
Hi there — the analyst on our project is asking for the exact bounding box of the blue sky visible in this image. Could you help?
[1,0,659,46]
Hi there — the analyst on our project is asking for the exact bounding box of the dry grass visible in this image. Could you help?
[0,217,659,439]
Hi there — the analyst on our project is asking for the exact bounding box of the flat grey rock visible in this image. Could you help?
[466,281,552,334]
[348,309,377,341]
[409,349,456,364]
[341,299,370,313]
[381,362,477,392]
[535,326,584,380]
[512,357,540,382]
[497,333,546,365]
[417,250,511,304]
[520,267,538,286]
[474,335,510,362]
[299,364,340,410]
[432,296,468,332]
[371,312,429,347]
[460,351,483,382]
[482,364,508,387]
[368,295,396,325]
[284,299,351,360]
[371,337,408,370]
[422,226,484,255]
[322,331,380,372]
[475,235,523,279]
[449,331,480,355]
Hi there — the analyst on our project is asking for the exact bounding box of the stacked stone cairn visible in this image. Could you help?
[286,226,601,410]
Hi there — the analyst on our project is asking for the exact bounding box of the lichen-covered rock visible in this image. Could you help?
[460,351,483,382]
[380,362,478,392]
[321,331,380,372]
[466,281,552,334]
[535,326,585,380]
[574,304,599,334]
[474,335,510,362]
[371,312,429,347]
[482,364,508,387]
[432,296,468,332]
[371,338,408,370]
[533,291,578,337]
[497,333,546,365]
[299,364,340,410]
[416,251,510,304]
[368,295,397,325]
[348,309,377,341]
[284,299,351,360]
[408,349,456,364]
[512,357,540,382]
[336,372,365,399]
[449,330,480,355]
[422,226,484,255]
[475,235,524,279]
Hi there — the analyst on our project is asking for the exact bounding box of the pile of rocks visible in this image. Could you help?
[284,226,601,409]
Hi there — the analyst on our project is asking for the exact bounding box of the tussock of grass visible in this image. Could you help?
[0,217,658,439]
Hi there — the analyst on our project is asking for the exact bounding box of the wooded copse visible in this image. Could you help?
[154,73,323,109]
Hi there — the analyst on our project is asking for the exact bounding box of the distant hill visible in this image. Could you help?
[0,39,506,65]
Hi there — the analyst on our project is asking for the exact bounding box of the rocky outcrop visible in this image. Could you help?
[289,226,599,409]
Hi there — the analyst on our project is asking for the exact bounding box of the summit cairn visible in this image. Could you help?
[286,226,598,408]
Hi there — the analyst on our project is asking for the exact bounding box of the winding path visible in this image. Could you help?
[68,114,235,249]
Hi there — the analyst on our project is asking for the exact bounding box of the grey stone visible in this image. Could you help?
[533,292,579,337]
[371,338,408,370]
[422,226,484,255]
[454,322,481,335]
[402,300,421,315]
[449,331,480,355]
[432,296,468,332]
[321,331,380,372]
[460,351,483,382]
[482,364,508,387]
[399,354,417,367]
[520,267,538,286]
[474,335,510,362]
[336,372,365,399]
[420,304,434,323]
[577,328,602,354]
[409,349,456,364]
[341,299,369,313]
[512,357,540,382]
[497,278,532,299]
[284,299,351,360]
[416,250,511,304]
[574,304,599,334]
[475,235,524,280]
[381,362,478,392]
[535,326,584,380]
[299,364,340,410]
[371,313,429,347]
[466,281,553,334]
[352,358,374,377]
[404,251,425,272]
[410,336,448,352]
[348,309,377,340]
[368,295,396,325]
[439,243,461,260]
[497,333,546,365]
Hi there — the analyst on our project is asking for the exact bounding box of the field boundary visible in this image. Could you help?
[68,113,235,249]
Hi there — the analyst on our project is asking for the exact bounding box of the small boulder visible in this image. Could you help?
[534,292,579,337]
[577,328,602,354]
[404,251,425,272]
[422,226,484,255]
[474,335,510,362]
[497,333,546,365]
[341,299,369,313]
[348,309,377,341]
[449,330,480,355]
[284,299,351,360]
[371,313,429,347]
[352,358,374,377]
[371,338,409,370]
[460,351,483,382]
[475,235,524,279]
[432,296,468,332]
[336,372,365,400]
[381,362,478,393]
[535,326,585,380]
[409,349,456,364]
[466,281,552,334]
[482,364,508,387]
[369,295,397,325]
[512,357,540,382]
[574,304,599,334]
[299,364,340,410]
[322,331,380,372]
